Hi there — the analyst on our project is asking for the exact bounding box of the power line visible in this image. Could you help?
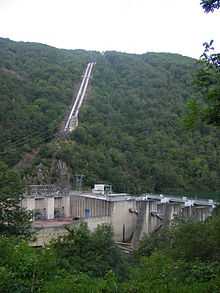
[0,127,54,146]
[0,131,55,155]
[0,132,52,151]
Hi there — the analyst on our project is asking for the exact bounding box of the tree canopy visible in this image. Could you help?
[1,215,220,292]
[186,1,220,127]
[0,161,31,238]
[201,0,220,13]
[0,38,220,197]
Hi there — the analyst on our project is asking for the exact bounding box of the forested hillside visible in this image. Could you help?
[0,38,219,196]
[0,38,96,164]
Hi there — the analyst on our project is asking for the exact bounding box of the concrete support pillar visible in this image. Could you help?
[94,199,96,217]
[106,201,108,216]
[47,197,54,219]
[189,206,192,217]
[64,195,70,217]
[26,197,35,211]
[81,199,84,217]
[150,202,158,233]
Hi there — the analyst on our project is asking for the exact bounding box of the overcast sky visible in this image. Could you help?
[0,0,220,58]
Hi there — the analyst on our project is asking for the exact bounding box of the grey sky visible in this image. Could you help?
[0,0,220,58]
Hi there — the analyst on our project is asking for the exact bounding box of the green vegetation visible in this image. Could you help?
[127,210,220,292]
[0,161,31,238]
[186,40,220,128]
[186,2,220,128]
[0,223,126,292]
[1,1,220,292]
[59,52,220,195]
[52,223,128,279]
[0,37,220,196]
[0,37,95,165]
[201,0,220,13]
[1,213,220,292]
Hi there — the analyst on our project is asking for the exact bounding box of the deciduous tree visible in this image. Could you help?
[0,161,32,238]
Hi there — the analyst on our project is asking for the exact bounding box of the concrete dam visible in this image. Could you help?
[22,184,216,247]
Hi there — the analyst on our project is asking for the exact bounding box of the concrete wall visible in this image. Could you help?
[182,205,212,220]
[22,197,35,211]
[110,200,137,242]
[70,199,138,242]
[30,198,138,245]
[133,200,214,247]
[23,188,215,246]
[47,197,54,219]
[22,195,70,220]
[31,226,69,247]
[64,195,71,217]
[135,201,159,243]
[84,216,111,232]
[70,196,111,218]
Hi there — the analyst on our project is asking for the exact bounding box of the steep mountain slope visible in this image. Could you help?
[0,38,219,195]
[0,37,96,164]
[59,52,220,194]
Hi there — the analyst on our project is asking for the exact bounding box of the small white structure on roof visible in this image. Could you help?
[92,184,112,195]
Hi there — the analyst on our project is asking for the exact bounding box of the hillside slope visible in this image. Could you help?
[0,37,96,164]
[0,38,219,195]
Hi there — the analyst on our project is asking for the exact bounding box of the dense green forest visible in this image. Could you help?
[2,213,220,292]
[0,37,220,196]
[1,1,220,292]
[1,154,220,292]
[0,37,97,165]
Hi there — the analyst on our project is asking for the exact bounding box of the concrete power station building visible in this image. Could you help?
[22,184,216,247]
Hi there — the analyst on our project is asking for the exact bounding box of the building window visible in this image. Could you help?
[85,208,91,218]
